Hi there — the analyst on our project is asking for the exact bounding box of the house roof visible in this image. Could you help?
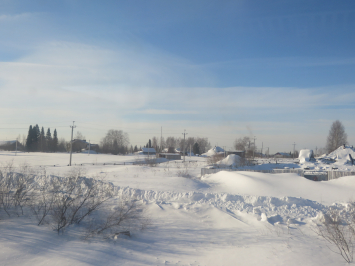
[275,152,291,156]
[142,148,156,153]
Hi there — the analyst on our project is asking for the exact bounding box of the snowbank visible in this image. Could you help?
[298,149,314,163]
[202,170,355,204]
[201,146,225,157]
[320,145,355,165]
[217,154,241,167]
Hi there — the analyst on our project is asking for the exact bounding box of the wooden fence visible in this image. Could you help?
[200,167,355,181]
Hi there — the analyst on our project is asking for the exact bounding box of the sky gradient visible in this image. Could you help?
[1,0,355,153]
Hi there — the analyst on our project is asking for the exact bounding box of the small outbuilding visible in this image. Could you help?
[226,150,245,158]
[159,153,181,160]
[142,148,156,155]
[274,152,291,158]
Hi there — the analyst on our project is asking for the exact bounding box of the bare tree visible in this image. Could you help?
[163,136,210,154]
[151,136,159,151]
[326,120,347,153]
[234,136,256,158]
[234,136,250,151]
[101,129,129,154]
[75,131,85,140]
[165,137,177,150]
[196,137,211,154]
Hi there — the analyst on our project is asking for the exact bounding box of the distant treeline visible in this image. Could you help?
[25,124,66,152]
[1,126,212,155]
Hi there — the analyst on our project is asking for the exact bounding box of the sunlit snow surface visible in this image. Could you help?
[0,151,354,265]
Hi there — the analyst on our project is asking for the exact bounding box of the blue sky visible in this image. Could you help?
[0,0,355,153]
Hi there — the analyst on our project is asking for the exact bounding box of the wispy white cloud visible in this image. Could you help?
[0,13,33,21]
[0,41,354,152]
[138,109,198,115]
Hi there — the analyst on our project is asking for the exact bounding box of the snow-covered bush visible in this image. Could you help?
[0,162,35,217]
[315,207,355,263]
[207,153,225,165]
[0,165,146,240]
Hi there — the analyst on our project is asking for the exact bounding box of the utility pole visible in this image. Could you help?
[253,136,256,159]
[261,142,263,157]
[15,138,18,156]
[88,140,90,156]
[182,129,187,162]
[69,121,76,166]
[266,147,269,158]
[160,126,162,153]
[190,144,191,158]
[292,142,296,159]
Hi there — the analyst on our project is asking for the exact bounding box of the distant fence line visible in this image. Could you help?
[200,167,355,181]
[0,159,201,169]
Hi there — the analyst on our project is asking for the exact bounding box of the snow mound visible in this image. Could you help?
[201,170,355,204]
[298,149,314,163]
[201,146,225,157]
[217,154,241,167]
[321,145,355,165]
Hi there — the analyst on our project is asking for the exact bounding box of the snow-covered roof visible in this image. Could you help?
[217,154,241,167]
[0,140,17,145]
[275,152,291,156]
[201,146,225,157]
[142,148,156,153]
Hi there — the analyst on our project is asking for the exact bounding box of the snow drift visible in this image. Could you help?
[216,154,241,167]
[298,149,314,163]
[320,145,355,165]
[201,146,225,157]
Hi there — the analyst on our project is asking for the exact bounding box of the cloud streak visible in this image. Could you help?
[0,40,354,152]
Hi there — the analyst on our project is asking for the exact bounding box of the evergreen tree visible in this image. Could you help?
[26,125,33,151]
[53,129,58,152]
[46,128,52,152]
[148,139,152,148]
[40,127,45,152]
[33,124,40,151]
[193,142,200,155]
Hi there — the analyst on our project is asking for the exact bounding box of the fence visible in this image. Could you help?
[1,159,201,169]
[327,171,355,180]
[200,167,304,176]
[200,167,355,181]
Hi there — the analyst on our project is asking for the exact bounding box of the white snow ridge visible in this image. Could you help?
[1,151,355,265]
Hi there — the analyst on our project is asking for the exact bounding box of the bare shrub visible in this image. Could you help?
[0,162,35,217]
[145,157,158,167]
[238,157,253,167]
[0,164,147,241]
[84,199,144,240]
[315,209,354,263]
[207,153,225,165]
[33,169,115,234]
[177,167,191,178]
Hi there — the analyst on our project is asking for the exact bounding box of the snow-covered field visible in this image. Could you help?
[1,150,355,265]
